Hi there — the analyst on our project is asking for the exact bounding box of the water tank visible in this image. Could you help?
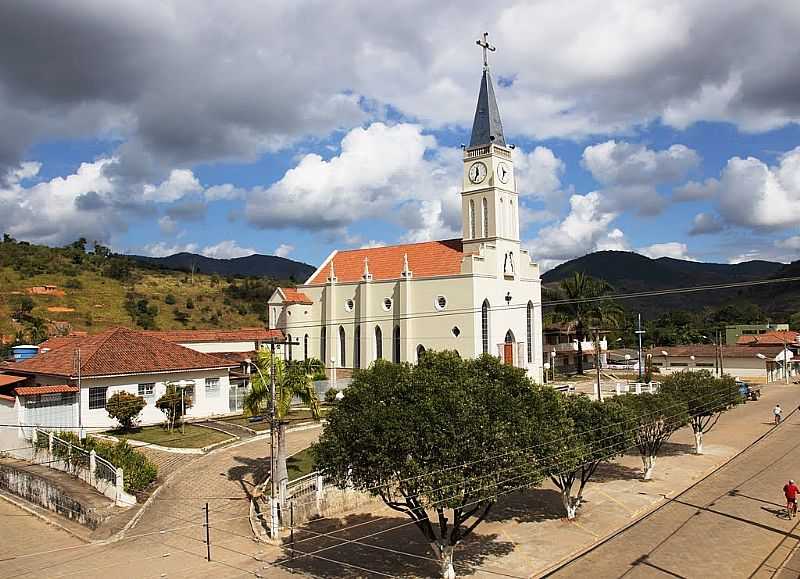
[11,345,39,361]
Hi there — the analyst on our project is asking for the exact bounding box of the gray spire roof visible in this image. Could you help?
[469,68,505,148]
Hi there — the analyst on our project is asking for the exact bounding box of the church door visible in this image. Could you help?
[504,330,514,365]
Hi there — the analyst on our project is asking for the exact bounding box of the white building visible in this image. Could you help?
[648,345,785,381]
[3,327,238,434]
[268,57,544,382]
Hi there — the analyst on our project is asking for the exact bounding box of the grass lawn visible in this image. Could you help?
[110,423,233,448]
[223,407,330,431]
[286,447,316,481]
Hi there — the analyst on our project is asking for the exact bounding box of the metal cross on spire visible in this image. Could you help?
[476,32,496,68]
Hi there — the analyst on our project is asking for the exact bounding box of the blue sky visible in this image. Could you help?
[2,1,800,270]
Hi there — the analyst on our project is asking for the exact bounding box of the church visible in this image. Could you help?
[268,38,544,383]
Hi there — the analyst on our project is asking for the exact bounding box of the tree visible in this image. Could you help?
[547,396,633,518]
[616,392,688,480]
[156,383,192,432]
[244,349,321,506]
[548,272,624,374]
[13,295,34,320]
[291,357,327,380]
[106,392,147,432]
[313,353,540,578]
[659,371,741,454]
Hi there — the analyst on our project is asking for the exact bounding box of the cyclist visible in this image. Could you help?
[785,480,799,519]
[774,404,783,425]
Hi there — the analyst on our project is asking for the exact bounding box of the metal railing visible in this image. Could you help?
[32,428,120,491]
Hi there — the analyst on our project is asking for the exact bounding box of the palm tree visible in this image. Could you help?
[244,349,322,505]
[549,272,624,375]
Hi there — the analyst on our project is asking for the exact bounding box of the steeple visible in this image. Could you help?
[469,67,505,148]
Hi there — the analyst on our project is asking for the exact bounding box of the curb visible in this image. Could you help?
[537,405,799,577]
[0,490,91,544]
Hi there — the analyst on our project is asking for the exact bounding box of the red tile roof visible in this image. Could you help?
[38,334,85,352]
[142,328,283,343]
[15,384,79,396]
[736,331,799,346]
[0,374,27,387]
[307,239,464,284]
[9,327,237,379]
[279,288,314,305]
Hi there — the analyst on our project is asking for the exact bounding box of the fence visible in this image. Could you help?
[31,428,135,507]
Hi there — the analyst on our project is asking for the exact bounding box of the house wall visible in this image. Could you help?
[653,355,767,379]
[0,398,20,453]
[178,340,258,354]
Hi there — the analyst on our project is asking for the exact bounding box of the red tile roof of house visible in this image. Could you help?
[0,374,27,387]
[142,328,283,343]
[278,287,314,305]
[648,345,785,358]
[38,334,86,351]
[10,327,237,379]
[15,384,79,396]
[736,331,799,346]
[307,239,465,284]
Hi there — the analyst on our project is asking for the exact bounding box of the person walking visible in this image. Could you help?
[785,480,799,519]
[774,404,783,425]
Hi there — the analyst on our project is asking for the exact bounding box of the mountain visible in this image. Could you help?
[541,251,789,316]
[130,252,316,282]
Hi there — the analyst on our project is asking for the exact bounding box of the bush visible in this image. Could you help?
[186,298,195,310]
[84,438,158,492]
[64,278,83,289]
[174,310,190,324]
[106,392,147,432]
[324,388,340,404]
[164,293,176,305]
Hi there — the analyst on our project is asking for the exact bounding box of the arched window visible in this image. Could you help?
[469,199,476,239]
[481,300,490,354]
[481,197,488,237]
[505,330,515,343]
[339,326,346,367]
[287,334,293,361]
[416,344,426,361]
[375,326,383,360]
[393,325,401,363]
[320,327,326,362]
[304,334,309,360]
[526,302,533,364]
[354,326,361,369]
[499,198,505,236]
[508,199,514,237]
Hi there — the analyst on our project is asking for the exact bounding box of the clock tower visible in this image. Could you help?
[462,34,519,269]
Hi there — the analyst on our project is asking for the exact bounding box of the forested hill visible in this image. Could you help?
[130,252,315,282]
[541,251,796,317]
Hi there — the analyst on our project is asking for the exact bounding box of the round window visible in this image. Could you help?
[451,326,461,337]
[435,295,447,311]
[383,298,393,311]
[344,299,354,312]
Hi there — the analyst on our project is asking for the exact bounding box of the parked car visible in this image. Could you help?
[737,380,761,401]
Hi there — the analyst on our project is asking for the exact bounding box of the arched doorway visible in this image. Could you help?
[416,344,426,361]
[504,330,515,365]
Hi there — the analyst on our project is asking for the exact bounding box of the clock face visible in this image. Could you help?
[468,161,487,184]
[497,162,510,184]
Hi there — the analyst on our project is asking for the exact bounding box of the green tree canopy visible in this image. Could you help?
[156,383,193,432]
[659,370,741,454]
[313,352,542,577]
[106,391,147,432]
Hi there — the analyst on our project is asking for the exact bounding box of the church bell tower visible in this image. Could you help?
[461,33,519,258]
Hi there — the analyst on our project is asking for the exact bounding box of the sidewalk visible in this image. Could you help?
[271,382,800,578]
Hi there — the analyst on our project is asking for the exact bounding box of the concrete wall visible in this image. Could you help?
[179,340,258,353]
[0,399,22,454]
[653,355,767,379]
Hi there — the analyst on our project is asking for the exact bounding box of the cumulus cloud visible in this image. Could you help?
[142,169,202,203]
[274,243,294,258]
[140,239,256,259]
[689,212,725,235]
[526,191,629,270]
[776,236,800,250]
[581,140,700,215]
[673,178,719,201]
[158,215,177,235]
[637,242,695,261]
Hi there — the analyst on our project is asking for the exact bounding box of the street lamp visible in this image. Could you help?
[756,353,768,383]
[660,350,669,372]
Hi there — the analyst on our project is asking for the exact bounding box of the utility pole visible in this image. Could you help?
[594,329,602,402]
[635,314,645,383]
[783,331,789,384]
[718,329,724,377]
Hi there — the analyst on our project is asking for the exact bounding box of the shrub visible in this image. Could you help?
[106,392,147,432]
[64,278,83,289]
[186,298,195,310]
[84,438,158,492]
[174,310,190,324]
[156,383,193,431]
[324,388,340,404]
[164,293,176,305]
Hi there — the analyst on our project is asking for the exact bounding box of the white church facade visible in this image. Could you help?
[268,47,544,382]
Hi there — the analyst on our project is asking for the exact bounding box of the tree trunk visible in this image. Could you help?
[276,421,289,506]
[562,491,578,519]
[431,543,456,579]
[694,430,703,455]
[576,331,585,375]
[642,454,656,480]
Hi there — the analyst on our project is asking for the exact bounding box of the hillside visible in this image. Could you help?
[0,238,290,343]
[130,252,315,282]
[541,251,792,317]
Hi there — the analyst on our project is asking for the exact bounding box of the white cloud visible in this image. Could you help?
[689,212,725,235]
[201,240,256,259]
[581,140,700,215]
[776,236,800,250]
[673,178,719,202]
[715,147,800,229]
[513,146,565,200]
[274,243,294,258]
[638,241,695,261]
[158,215,177,235]
[142,169,202,203]
[141,241,199,257]
[526,191,629,270]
